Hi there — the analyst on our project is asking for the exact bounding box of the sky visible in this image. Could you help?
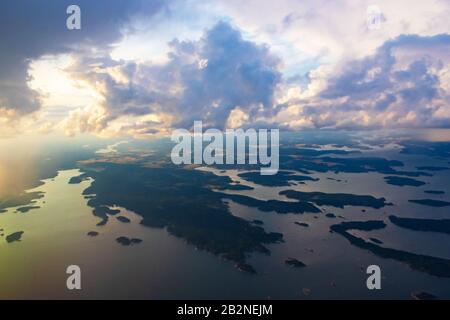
[1,0,450,138]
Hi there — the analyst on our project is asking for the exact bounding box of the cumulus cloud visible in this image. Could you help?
[276,34,450,129]
[64,21,282,136]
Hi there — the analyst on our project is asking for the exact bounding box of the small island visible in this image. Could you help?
[6,231,24,243]
[116,236,143,246]
[116,216,131,223]
[409,199,450,207]
[235,262,257,274]
[294,222,309,227]
[424,190,445,195]
[384,176,425,187]
[16,205,40,213]
[285,258,306,268]
[411,291,438,300]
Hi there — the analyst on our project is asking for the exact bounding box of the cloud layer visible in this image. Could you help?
[1,0,450,136]
[277,34,450,129]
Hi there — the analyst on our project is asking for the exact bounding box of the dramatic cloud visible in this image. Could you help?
[276,34,450,129]
[64,22,282,136]
[0,0,166,119]
[1,0,450,136]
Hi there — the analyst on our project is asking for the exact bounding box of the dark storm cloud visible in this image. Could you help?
[0,0,166,115]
